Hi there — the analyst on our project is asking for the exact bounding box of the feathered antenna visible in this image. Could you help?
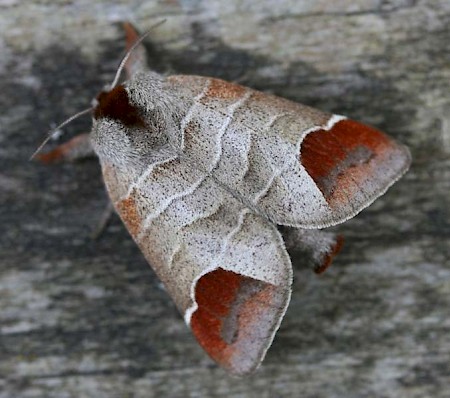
[30,20,165,161]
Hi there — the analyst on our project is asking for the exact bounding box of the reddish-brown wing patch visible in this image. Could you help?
[300,119,395,207]
[122,22,148,79]
[314,235,344,275]
[116,191,142,237]
[123,21,140,51]
[36,133,92,163]
[190,268,281,375]
[203,78,247,100]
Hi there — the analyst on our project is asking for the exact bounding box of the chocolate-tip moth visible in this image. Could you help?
[34,22,411,375]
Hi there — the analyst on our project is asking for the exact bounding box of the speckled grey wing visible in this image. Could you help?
[101,159,292,375]
[166,75,411,229]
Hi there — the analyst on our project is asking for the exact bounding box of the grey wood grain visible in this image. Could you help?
[1,1,449,397]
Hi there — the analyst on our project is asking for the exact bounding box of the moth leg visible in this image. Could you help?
[123,22,149,78]
[36,133,94,164]
[90,200,115,240]
[39,134,114,239]
[281,227,344,274]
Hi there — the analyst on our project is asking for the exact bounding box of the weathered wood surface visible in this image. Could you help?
[1,1,449,397]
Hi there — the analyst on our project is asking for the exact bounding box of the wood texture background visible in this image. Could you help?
[1,1,449,397]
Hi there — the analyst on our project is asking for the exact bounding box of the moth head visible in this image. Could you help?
[29,20,169,163]
[93,85,146,129]
[90,81,171,168]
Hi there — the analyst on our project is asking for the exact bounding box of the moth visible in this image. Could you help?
[36,23,411,375]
